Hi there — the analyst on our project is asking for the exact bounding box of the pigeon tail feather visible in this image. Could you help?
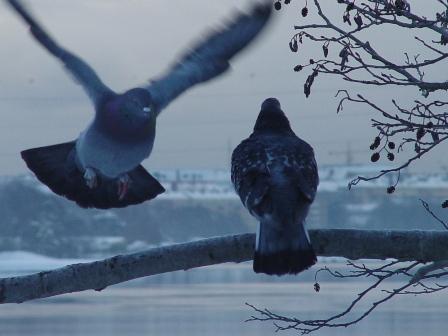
[21,142,165,209]
[253,217,316,276]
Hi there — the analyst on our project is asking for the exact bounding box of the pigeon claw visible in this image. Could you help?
[117,174,131,200]
[83,167,98,189]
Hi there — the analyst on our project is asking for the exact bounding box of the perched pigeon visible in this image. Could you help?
[7,0,273,209]
[231,98,319,275]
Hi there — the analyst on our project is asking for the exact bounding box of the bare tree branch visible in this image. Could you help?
[420,199,448,230]
[247,260,424,334]
[247,252,448,334]
[282,0,448,191]
[1,229,448,304]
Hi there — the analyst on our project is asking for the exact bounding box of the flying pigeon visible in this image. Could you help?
[6,0,273,209]
[231,98,319,275]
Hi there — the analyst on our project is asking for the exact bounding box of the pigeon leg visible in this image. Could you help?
[83,167,98,189]
[117,174,131,200]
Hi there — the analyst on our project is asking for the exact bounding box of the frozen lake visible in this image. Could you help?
[0,259,447,336]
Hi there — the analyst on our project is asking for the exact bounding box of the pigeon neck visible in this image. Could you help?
[253,108,293,135]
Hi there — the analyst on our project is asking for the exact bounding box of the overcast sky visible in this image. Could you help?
[0,0,446,176]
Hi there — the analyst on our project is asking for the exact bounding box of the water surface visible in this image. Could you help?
[0,279,446,336]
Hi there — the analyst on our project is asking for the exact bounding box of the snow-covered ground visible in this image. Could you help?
[0,251,91,277]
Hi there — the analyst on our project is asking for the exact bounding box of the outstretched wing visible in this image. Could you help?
[146,1,272,114]
[7,0,113,106]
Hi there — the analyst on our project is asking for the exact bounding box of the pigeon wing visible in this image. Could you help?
[231,137,271,217]
[232,136,319,213]
[7,0,113,106]
[285,142,319,202]
[146,1,272,113]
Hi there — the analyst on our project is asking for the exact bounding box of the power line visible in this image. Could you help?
[0,83,398,102]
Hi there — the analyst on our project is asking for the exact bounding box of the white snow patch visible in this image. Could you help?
[36,183,53,195]
[91,237,125,250]
[0,251,90,276]
[92,211,118,220]
[345,203,379,212]
[126,240,151,252]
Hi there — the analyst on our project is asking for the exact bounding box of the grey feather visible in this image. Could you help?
[6,0,113,106]
[146,2,272,113]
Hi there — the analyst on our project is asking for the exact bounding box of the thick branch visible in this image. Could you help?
[1,229,448,304]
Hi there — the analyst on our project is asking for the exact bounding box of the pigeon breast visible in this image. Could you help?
[76,122,155,178]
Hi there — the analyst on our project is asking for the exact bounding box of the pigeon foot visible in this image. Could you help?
[117,174,131,200]
[83,167,98,189]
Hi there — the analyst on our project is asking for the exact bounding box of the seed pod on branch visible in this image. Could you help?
[371,152,380,162]
[431,132,440,143]
[339,46,350,70]
[294,64,303,72]
[387,186,396,194]
[304,69,318,98]
[415,143,421,153]
[302,6,308,17]
[289,38,298,52]
[416,127,425,140]
[354,13,363,29]
[343,13,352,25]
[323,42,329,57]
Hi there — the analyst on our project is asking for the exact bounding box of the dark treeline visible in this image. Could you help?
[0,176,441,257]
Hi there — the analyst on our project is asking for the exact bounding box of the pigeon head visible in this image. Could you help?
[261,97,281,110]
[100,88,156,141]
[121,88,155,120]
[253,98,292,134]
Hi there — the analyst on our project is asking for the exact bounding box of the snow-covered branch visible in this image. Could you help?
[1,229,448,304]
